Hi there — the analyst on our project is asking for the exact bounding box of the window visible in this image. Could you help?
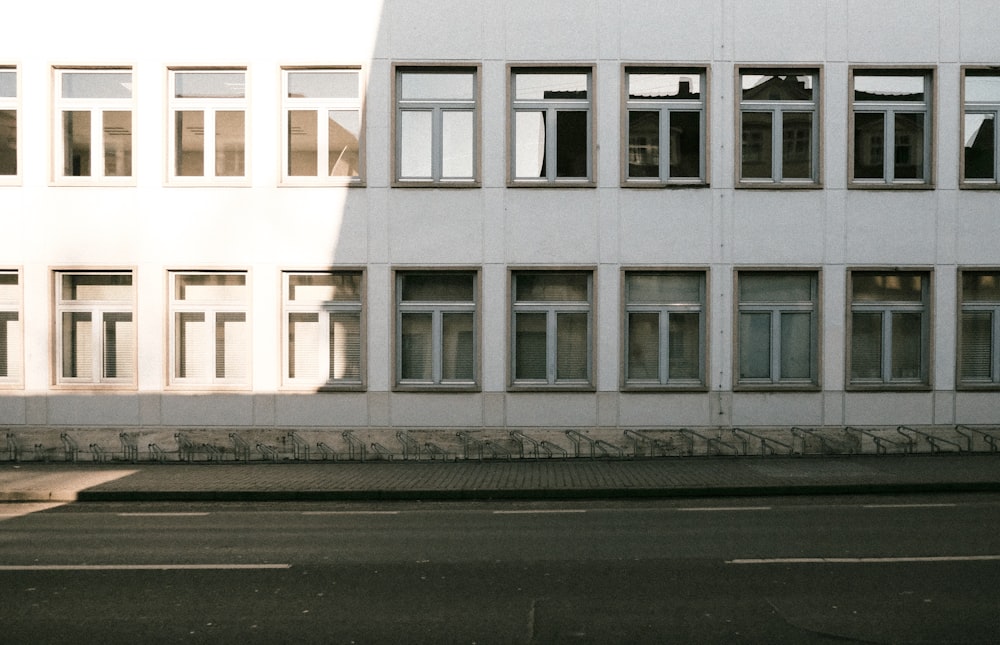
[282,68,362,184]
[0,67,18,180]
[169,271,249,387]
[53,68,134,183]
[168,69,247,182]
[511,271,592,387]
[736,271,819,387]
[738,68,819,185]
[624,271,705,388]
[959,270,1000,387]
[510,67,593,184]
[55,272,135,386]
[624,67,706,185]
[0,270,21,385]
[396,271,477,388]
[395,66,479,186]
[849,271,930,387]
[283,271,363,388]
[851,69,933,186]
[962,69,1000,187]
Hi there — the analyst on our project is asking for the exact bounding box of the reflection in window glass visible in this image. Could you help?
[61,72,132,100]
[288,71,359,99]
[626,69,706,183]
[852,70,931,184]
[512,69,591,183]
[175,73,245,98]
[396,272,476,386]
[512,272,592,386]
[849,271,928,386]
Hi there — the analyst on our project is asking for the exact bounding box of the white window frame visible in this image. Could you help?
[168,270,250,389]
[958,269,1000,389]
[0,66,20,184]
[167,68,248,185]
[737,67,820,187]
[961,67,1000,189]
[282,270,364,390]
[54,270,136,387]
[281,67,364,186]
[0,269,22,387]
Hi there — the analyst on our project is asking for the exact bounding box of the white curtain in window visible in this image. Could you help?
[289,312,320,380]
[0,311,19,380]
[330,312,361,380]
[627,312,659,380]
[515,313,547,380]
[515,111,545,177]
[401,313,432,380]
[556,313,587,380]
[103,312,134,380]
[442,312,473,380]
[216,312,248,380]
[961,311,993,381]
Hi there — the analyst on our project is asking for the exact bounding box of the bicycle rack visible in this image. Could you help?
[342,430,367,461]
[539,440,568,458]
[60,433,80,462]
[844,427,910,455]
[119,432,139,463]
[90,443,108,463]
[955,425,999,452]
[256,443,279,462]
[316,441,338,460]
[679,429,739,456]
[423,442,450,460]
[565,430,623,458]
[456,431,484,460]
[203,443,224,462]
[623,430,677,458]
[897,425,962,453]
[733,428,793,456]
[790,427,856,455]
[483,439,512,460]
[287,431,310,461]
[175,432,197,462]
[510,431,542,459]
[370,442,394,460]
[229,433,251,462]
[396,431,421,460]
[6,432,43,462]
[148,443,166,463]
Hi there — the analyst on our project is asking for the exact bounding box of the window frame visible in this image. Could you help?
[846,269,932,390]
[167,269,251,390]
[0,65,19,184]
[280,66,365,187]
[736,66,822,188]
[392,63,481,188]
[957,268,1000,390]
[621,268,708,391]
[960,66,1000,189]
[508,64,595,187]
[167,67,249,185]
[848,66,935,189]
[53,269,137,389]
[281,269,365,391]
[734,269,821,391]
[509,269,595,391]
[0,268,22,388]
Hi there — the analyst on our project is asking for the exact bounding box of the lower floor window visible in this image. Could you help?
[284,271,362,387]
[169,272,249,386]
[959,269,1000,387]
[849,271,929,386]
[55,271,135,385]
[0,270,21,384]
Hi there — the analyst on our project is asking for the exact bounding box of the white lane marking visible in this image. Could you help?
[117,513,211,517]
[0,564,292,571]
[493,510,588,515]
[678,507,772,512]
[301,511,401,516]
[862,504,958,509]
[728,555,1000,565]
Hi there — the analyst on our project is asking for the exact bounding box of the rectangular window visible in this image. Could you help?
[959,270,1000,387]
[624,67,707,185]
[0,270,22,385]
[962,69,1000,187]
[510,67,593,184]
[169,69,247,182]
[0,67,19,180]
[511,271,592,387]
[737,271,819,387]
[395,66,479,186]
[169,271,249,387]
[849,271,930,387]
[738,68,819,185]
[624,271,705,388]
[851,69,933,187]
[283,271,363,388]
[282,68,362,185]
[55,271,135,386]
[396,271,477,388]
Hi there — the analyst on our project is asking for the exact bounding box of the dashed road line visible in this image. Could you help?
[0,564,292,571]
[727,555,1000,565]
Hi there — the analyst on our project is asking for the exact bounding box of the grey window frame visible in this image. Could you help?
[957,269,1000,389]
[960,67,1000,189]
[0,269,22,386]
[0,66,19,183]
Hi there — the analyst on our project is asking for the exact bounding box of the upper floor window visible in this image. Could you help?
[624,67,706,186]
[0,270,22,386]
[962,69,1000,188]
[168,69,247,183]
[53,69,134,183]
[850,69,933,187]
[55,271,135,386]
[283,271,363,389]
[959,270,1000,388]
[394,66,479,186]
[0,67,18,181]
[510,67,593,185]
[738,68,819,186]
[282,68,362,185]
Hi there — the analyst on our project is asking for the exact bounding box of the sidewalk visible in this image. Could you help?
[2,453,999,503]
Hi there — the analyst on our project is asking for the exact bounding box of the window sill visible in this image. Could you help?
[51,383,137,391]
[847,181,934,190]
[508,382,595,393]
[959,181,1000,190]
[166,178,252,188]
[622,180,709,189]
[846,383,932,392]
[736,180,822,190]
[956,383,1000,392]
[280,178,365,188]
[391,180,481,189]
[734,383,821,392]
[507,180,596,188]
[281,383,366,393]
[621,383,708,393]
[164,384,252,392]
[393,383,481,393]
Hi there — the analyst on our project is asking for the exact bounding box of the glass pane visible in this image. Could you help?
[741,273,813,302]
[328,110,360,177]
[216,312,248,380]
[102,312,134,380]
[175,312,209,380]
[965,74,1000,102]
[854,75,924,101]
[627,273,701,304]
[515,111,545,178]
[0,71,14,97]
[102,111,131,177]
[854,112,885,179]
[851,312,883,380]
[669,313,701,381]
[741,74,813,101]
[175,110,204,176]
[962,272,1000,302]
[961,311,993,382]
[780,312,812,380]
[215,111,245,177]
[63,111,91,177]
[670,111,701,178]
[555,110,588,178]
[62,274,132,301]
[288,312,320,380]
[628,110,659,178]
[0,311,20,380]
[288,110,317,176]
[891,312,922,380]
[401,273,474,302]
[62,72,131,99]
[741,112,772,178]
[288,71,358,99]
[627,312,659,380]
[401,72,473,100]
[852,273,923,302]
[62,312,92,378]
[176,274,246,301]
[0,110,15,175]
[515,73,587,100]
[400,110,432,178]
[628,73,700,100]
[175,72,245,99]
[401,313,432,380]
[516,273,588,302]
[289,273,361,302]
[442,110,474,178]
[782,112,812,179]
[515,312,547,380]
[442,312,474,380]
[894,112,924,179]
[330,312,361,380]
[556,312,588,380]
[965,114,995,180]
[739,312,771,379]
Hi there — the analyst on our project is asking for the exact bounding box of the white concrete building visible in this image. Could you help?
[1,1,999,458]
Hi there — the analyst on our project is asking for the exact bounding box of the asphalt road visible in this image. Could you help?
[1,495,998,644]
